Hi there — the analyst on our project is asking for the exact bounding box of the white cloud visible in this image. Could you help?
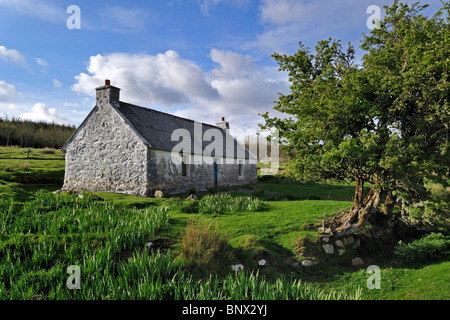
[34,58,48,67]
[53,79,63,88]
[0,0,65,23]
[19,103,70,124]
[0,103,24,115]
[248,0,378,53]
[0,45,26,65]
[0,80,18,102]
[72,50,219,106]
[179,49,289,130]
[72,49,289,132]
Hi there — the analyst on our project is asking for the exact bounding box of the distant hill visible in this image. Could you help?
[0,117,76,149]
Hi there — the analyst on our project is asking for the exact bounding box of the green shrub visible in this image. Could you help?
[394,232,450,264]
[180,200,199,214]
[179,220,232,271]
[198,193,265,215]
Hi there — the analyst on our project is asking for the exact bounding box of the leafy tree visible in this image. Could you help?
[261,1,449,236]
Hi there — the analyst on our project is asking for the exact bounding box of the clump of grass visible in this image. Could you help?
[177,270,362,300]
[394,232,450,265]
[198,193,265,215]
[180,200,199,213]
[41,147,56,154]
[2,162,30,172]
[22,162,30,171]
[179,220,232,271]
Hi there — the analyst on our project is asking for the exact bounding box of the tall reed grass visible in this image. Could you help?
[198,193,265,215]
[0,192,361,300]
[178,220,232,271]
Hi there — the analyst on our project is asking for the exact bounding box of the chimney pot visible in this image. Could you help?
[105,79,110,86]
[215,117,230,130]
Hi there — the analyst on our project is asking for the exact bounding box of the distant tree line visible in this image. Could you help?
[0,117,76,149]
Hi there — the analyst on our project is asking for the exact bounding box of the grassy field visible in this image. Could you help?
[0,146,448,300]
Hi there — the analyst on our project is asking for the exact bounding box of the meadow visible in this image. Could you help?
[0,147,448,300]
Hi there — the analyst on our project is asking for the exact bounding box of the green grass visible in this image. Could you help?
[325,260,450,300]
[0,192,361,300]
[0,147,65,201]
[0,146,448,300]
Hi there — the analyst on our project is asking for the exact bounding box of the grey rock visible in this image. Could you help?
[323,244,334,254]
[344,236,354,245]
[335,240,345,247]
[352,257,364,267]
[301,260,318,267]
[231,264,244,272]
[286,259,300,268]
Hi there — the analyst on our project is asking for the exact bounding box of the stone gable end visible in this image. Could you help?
[62,102,148,196]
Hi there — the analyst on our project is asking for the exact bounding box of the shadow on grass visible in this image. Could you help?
[1,182,62,202]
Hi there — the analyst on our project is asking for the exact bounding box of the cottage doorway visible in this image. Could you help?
[213,161,218,187]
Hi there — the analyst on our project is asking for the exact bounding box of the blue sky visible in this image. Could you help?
[0,0,443,135]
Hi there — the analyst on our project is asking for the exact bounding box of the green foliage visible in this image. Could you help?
[0,117,75,149]
[261,0,450,224]
[394,232,450,264]
[180,199,199,213]
[0,191,363,300]
[175,270,362,300]
[0,192,170,299]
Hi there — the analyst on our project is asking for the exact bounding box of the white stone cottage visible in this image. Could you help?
[61,80,257,196]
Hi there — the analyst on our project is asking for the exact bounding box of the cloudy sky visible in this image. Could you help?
[0,0,442,134]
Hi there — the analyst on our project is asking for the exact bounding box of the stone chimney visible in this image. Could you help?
[215,116,230,129]
[96,79,120,107]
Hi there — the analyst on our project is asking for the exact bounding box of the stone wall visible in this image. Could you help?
[62,101,148,196]
[147,150,258,195]
[320,235,361,256]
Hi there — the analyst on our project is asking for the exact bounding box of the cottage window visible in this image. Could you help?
[182,161,188,176]
[238,162,243,176]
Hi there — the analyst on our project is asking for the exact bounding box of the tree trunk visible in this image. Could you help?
[381,190,396,216]
[330,179,383,237]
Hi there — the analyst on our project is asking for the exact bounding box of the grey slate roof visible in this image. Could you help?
[117,102,253,159]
